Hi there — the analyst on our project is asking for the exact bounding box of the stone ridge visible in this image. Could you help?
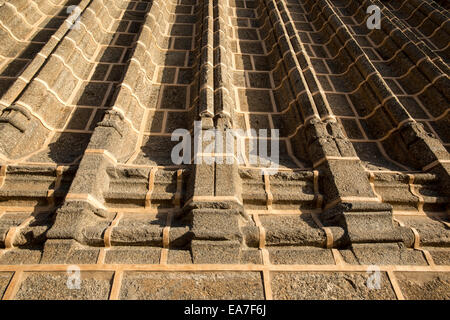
[0,0,448,300]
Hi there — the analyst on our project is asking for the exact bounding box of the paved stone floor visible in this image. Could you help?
[0,0,448,299]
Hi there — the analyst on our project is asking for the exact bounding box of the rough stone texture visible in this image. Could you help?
[396,216,450,246]
[260,215,326,246]
[0,248,42,265]
[191,240,242,264]
[427,248,450,265]
[341,243,428,266]
[167,249,193,264]
[41,240,99,264]
[268,247,334,265]
[0,272,13,298]
[0,0,448,299]
[271,272,396,300]
[14,272,114,300]
[119,272,265,300]
[104,247,161,264]
[396,272,450,300]
[110,213,164,246]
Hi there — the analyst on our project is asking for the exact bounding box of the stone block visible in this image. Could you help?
[15,271,113,300]
[271,271,396,300]
[119,271,264,299]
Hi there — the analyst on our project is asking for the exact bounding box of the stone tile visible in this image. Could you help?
[105,247,161,264]
[238,89,273,112]
[427,248,450,266]
[160,85,187,109]
[119,272,265,299]
[0,248,42,265]
[396,272,450,300]
[268,247,334,265]
[271,272,396,300]
[15,272,114,300]
[66,108,93,130]
[248,72,271,88]
[0,272,13,299]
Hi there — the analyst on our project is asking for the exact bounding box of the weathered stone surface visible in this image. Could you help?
[190,209,243,241]
[341,243,428,266]
[191,240,242,264]
[397,216,450,246]
[0,248,42,265]
[110,213,164,246]
[105,247,161,264]
[427,248,450,265]
[396,272,450,300]
[15,272,114,300]
[41,240,99,264]
[260,214,326,246]
[119,272,265,300]
[0,272,13,298]
[167,249,193,264]
[268,246,334,265]
[271,272,396,300]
